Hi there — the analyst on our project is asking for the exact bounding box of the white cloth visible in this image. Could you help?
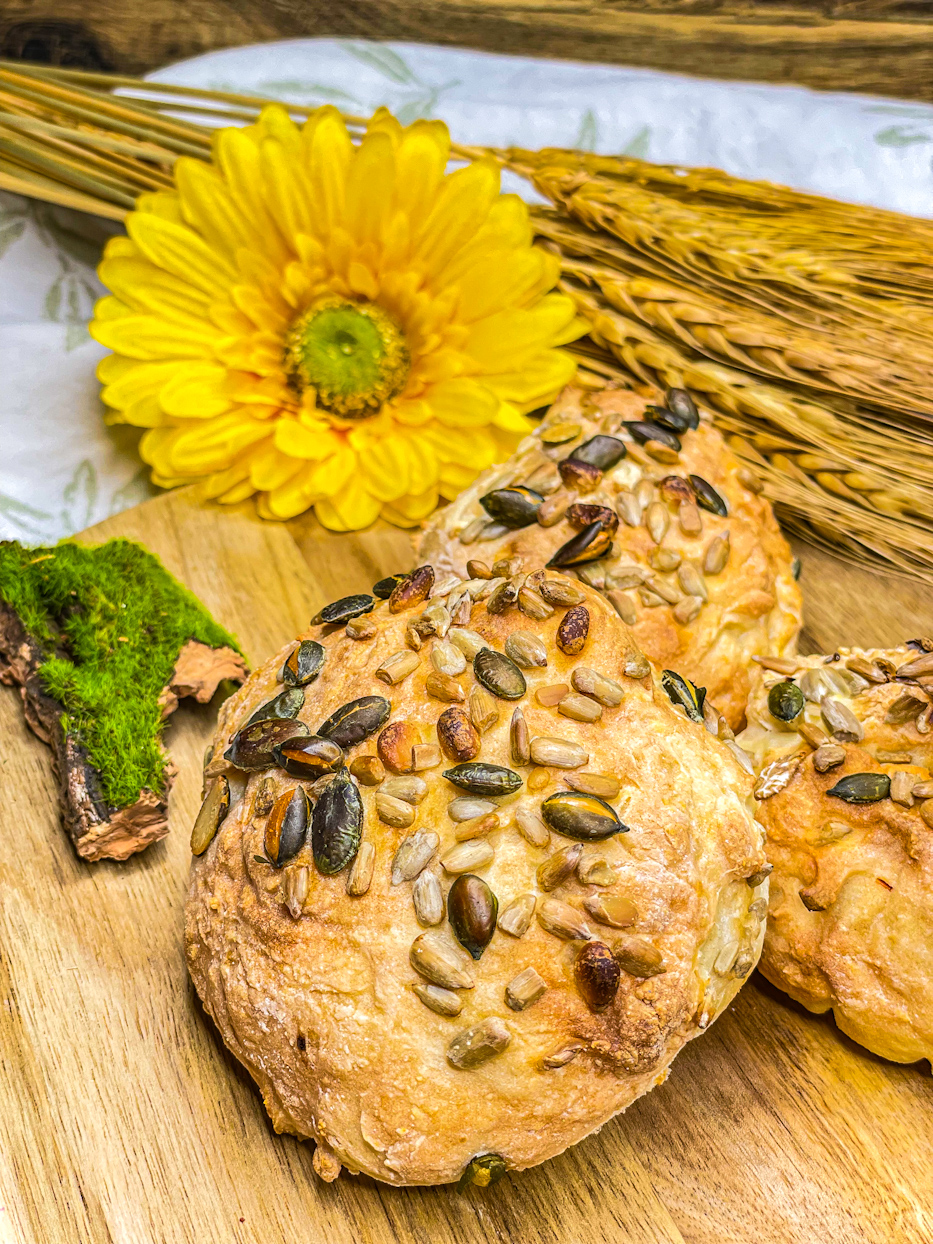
[3,38,933,542]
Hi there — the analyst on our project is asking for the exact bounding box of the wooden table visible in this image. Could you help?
[0,485,930,1244]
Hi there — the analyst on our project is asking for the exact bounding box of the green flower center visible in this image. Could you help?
[284,298,410,419]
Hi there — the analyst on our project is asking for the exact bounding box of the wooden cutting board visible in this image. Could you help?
[1,486,931,1244]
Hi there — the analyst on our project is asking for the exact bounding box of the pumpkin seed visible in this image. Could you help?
[448,873,498,958]
[313,594,374,626]
[661,669,705,723]
[413,870,445,926]
[498,893,537,937]
[346,840,375,896]
[391,831,439,884]
[456,1153,509,1192]
[282,864,309,918]
[448,1017,511,1069]
[813,744,846,773]
[506,967,548,1012]
[389,565,435,613]
[530,736,588,769]
[821,697,864,743]
[827,772,890,803]
[191,776,230,855]
[583,893,636,928]
[474,648,526,700]
[510,706,530,766]
[449,627,487,659]
[645,403,690,435]
[376,792,415,828]
[689,475,728,517]
[372,572,408,599]
[311,770,363,874]
[413,982,462,1017]
[272,734,344,780]
[442,840,495,874]
[704,533,731,575]
[565,772,622,799]
[558,692,603,724]
[265,787,311,868]
[626,420,681,452]
[538,898,593,941]
[226,716,311,771]
[505,631,548,669]
[569,435,627,470]
[541,790,625,840]
[613,934,666,977]
[666,387,700,428]
[574,941,621,1012]
[282,639,326,687]
[546,522,613,569]
[514,806,550,848]
[375,650,420,685]
[480,486,545,529]
[317,695,391,749]
[537,842,583,891]
[410,932,475,990]
[437,706,481,763]
[768,680,805,722]
[557,605,590,656]
[469,685,500,733]
[245,686,305,726]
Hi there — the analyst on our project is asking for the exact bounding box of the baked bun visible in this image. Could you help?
[419,384,801,730]
[738,644,933,1065]
[186,563,768,1187]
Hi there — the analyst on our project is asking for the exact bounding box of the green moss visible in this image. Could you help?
[0,539,242,810]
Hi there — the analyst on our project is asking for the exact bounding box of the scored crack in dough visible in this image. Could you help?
[738,643,933,1066]
[419,383,802,731]
[186,563,768,1187]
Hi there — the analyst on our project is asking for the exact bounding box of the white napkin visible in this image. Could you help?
[3,38,933,543]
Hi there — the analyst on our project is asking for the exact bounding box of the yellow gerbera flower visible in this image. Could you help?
[90,105,582,530]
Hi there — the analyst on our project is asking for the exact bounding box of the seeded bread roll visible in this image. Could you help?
[186,564,768,1187]
[737,645,933,1065]
[419,384,801,731]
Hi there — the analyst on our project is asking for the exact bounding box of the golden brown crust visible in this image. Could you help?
[419,385,801,730]
[186,568,767,1185]
[738,646,933,1065]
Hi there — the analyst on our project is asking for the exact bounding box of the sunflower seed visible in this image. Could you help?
[645,502,669,545]
[454,812,500,842]
[575,941,621,1012]
[557,605,590,655]
[583,893,636,929]
[478,521,510,542]
[896,651,933,679]
[527,766,551,792]
[432,639,467,677]
[821,697,864,743]
[382,775,428,804]
[537,494,569,527]
[458,516,487,545]
[535,577,584,607]
[658,475,695,505]
[576,563,606,591]
[425,670,466,703]
[317,695,391,749]
[347,615,378,640]
[504,631,548,670]
[466,559,492,580]
[449,627,487,659]
[251,776,276,817]
[813,744,846,773]
[376,794,415,829]
[312,594,374,626]
[912,780,933,798]
[413,983,462,1016]
[678,501,703,537]
[535,683,569,707]
[266,786,312,868]
[558,693,603,723]
[530,736,588,769]
[514,585,553,621]
[442,840,495,874]
[374,650,419,686]
[469,685,500,733]
[827,772,891,803]
[649,547,682,573]
[474,648,526,700]
[448,873,498,958]
[845,656,888,683]
[725,740,755,774]
[538,898,593,941]
[448,796,497,822]
[541,1044,585,1070]
[623,645,651,679]
[607,589,637,625]
[570,666,623,707]
[541,790,625,840]
[798,722,829,748]
[919,799,933,829]
[447,1017,511,1069]
[647,577,682,605]
[411,743,442,771]
[389,565,435,613]
[537,842,583,891]
[799,666,863,703]
[704,533,731,575]
[410,932,475,990]
[889,771,915,807]
[191,776,231,855]
[565,772,622,799]
[877,750,913,764]
[675,563,706,602]
[412,869,445,926]
[345,840,375,896]
[885,692,928,725]
[613,934,666,977]
[508,706,530,766]
[514,806,550,848]
[672,595,702,625]
[558,459,603,493]
[391,831,439,883]
[616,491,643,527]
[281,865,310,918]
[377,721,419,774]
[754,756,801,799]
[506,967,548,1012]
[577,856,617,886]
[282,639,326,687]
[498,893,537,937]
[524,461,562,494]
[744,865,772,888]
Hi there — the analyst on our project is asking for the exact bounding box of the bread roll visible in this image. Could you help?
[186,563,768,1186]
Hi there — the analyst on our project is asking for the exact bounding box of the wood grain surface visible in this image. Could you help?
[0,485,931,1244]
[4,0,933,103]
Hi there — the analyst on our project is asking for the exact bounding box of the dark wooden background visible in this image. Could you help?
[2,0,933,103]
